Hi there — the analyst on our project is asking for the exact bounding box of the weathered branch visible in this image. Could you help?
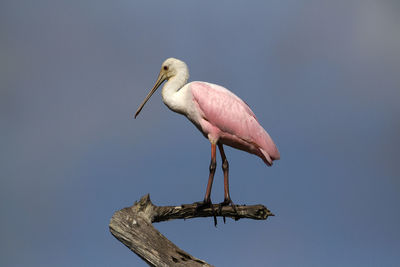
[109,194,273,266]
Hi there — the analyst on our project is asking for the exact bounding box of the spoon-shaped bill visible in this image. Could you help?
[134,73,166,118]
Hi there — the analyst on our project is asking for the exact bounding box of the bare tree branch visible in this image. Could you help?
[109,194,274,266]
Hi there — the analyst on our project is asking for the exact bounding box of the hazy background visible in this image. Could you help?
[1,1,399,266]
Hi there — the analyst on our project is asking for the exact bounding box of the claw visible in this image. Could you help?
[219,198,238,223]
[194,200,217,226]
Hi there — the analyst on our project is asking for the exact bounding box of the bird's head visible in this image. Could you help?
[160,58,188,79]
[134,58,188,118]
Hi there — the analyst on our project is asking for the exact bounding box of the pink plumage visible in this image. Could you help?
[190,81,280,166]
[135,58,280,211]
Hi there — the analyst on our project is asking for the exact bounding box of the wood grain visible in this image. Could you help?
[109,194,273,266]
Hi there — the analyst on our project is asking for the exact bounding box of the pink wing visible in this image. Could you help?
[190,81,280,165]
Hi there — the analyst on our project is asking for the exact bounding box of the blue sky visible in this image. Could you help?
[1,1,399,266]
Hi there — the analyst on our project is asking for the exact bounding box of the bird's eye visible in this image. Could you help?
[163,66,168,71]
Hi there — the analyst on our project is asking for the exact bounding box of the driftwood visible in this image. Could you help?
[109,194,274,266]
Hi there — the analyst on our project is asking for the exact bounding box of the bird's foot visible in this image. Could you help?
[194,199,217,226]
[194,200,211,209]
[218,198,238,223]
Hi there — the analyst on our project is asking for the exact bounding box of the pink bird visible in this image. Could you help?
[135,58,279,210]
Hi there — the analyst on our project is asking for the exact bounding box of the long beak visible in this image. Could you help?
[134,72,166,118]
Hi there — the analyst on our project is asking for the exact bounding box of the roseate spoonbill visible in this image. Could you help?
[135,58,279,210]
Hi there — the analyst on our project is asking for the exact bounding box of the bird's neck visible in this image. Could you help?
[161,69,189,113]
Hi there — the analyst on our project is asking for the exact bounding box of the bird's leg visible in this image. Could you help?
[218,143,233,204]
[195,143,217,226]
[218,144,237,222]
[204,143,217,204]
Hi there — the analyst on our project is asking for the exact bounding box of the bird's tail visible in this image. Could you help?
[259,131,280,166]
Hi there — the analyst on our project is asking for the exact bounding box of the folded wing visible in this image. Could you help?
[190,82,280,165]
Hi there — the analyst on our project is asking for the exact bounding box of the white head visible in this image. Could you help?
[134,58,189,118]
[160,58,189,79]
